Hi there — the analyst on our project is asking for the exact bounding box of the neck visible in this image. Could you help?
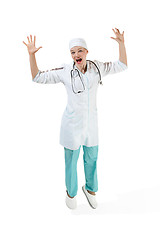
[75,61,87,74]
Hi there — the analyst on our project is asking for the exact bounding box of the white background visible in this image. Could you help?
[0,0,160,239]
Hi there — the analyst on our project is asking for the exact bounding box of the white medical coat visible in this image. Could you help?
[33,59,128,150]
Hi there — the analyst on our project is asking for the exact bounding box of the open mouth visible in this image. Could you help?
[76,58,82,64]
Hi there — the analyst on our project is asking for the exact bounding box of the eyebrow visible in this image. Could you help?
[71,48,83,52]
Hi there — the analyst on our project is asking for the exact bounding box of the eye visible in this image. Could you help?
[78,50,82,52]
[71,52,75,55]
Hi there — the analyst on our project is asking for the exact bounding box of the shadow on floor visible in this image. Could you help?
[71,186,160,215]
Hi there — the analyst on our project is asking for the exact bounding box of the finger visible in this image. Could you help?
[34,35,36,45]
[112,28,119,36]
[115,28,120,33]
[122,31,124,35]
[23,41,27,46]
[27,36,30,43]
[112,28,117,35]
[30,35,32,42]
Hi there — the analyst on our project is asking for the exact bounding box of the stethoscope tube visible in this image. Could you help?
[71,60,102,89]
[71,68,85,94]
[86,60,102,85]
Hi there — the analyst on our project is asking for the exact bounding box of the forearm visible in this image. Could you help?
[29,53,39,79]
[119,42,127,66]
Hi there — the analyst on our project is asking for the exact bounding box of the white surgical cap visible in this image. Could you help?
[69,38,88,51]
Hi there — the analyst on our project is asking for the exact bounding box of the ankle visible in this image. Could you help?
[67,191,74,198]
[87,190,96,195]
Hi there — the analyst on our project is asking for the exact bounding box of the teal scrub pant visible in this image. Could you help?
[64,145,98,197]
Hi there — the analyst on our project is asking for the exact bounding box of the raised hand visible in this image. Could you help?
[23,35,42,55]
[110,28,125,44]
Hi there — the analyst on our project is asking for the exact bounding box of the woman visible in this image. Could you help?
[23,28,128,210]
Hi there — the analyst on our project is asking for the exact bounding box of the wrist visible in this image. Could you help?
[29,52,35,57]
[119,41,125,46]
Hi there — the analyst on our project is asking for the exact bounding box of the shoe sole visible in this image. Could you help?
[82,186,96,209]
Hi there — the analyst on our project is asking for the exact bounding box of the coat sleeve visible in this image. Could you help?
[32,65,65,84]
[94,60,128,78]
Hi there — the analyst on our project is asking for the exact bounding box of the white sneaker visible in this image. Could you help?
[82,185,98,209]
[65,192,77,210]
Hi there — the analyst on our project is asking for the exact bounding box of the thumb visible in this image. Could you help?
[37,46,42,50]
[110,37,116,40]
[34,46,42,53]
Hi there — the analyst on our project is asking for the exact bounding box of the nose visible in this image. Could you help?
[75,52,79,58]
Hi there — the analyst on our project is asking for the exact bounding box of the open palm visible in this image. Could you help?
[23,35,42,55]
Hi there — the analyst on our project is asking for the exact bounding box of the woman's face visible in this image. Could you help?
[70,46,88,67]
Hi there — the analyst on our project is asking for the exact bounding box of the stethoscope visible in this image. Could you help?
[71,60,102,94]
